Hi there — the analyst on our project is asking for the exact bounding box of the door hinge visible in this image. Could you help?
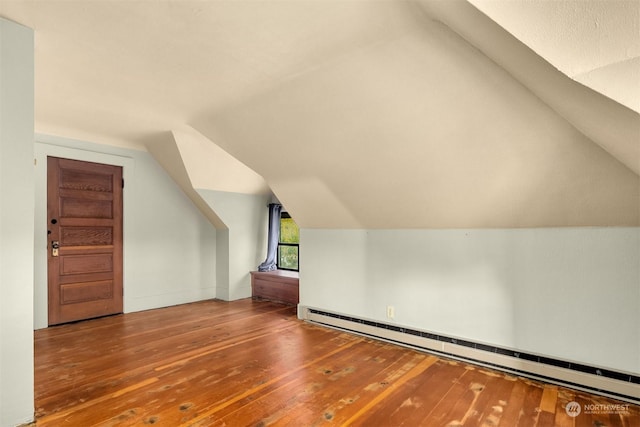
[122,178,125,188]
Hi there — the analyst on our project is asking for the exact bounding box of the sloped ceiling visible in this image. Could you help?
[469,0,640,113]
[0,0,638,228]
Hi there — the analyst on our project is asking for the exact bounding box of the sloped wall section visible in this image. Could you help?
[194,11,638,229]
[147,128,270,301]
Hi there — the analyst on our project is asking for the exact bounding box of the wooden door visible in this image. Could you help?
[47,157,123,325]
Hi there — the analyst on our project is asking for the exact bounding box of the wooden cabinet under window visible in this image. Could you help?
[251,270,299,305]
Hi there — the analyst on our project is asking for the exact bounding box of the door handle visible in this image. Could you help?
[51,240,60,257]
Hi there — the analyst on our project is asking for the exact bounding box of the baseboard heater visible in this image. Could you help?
[300,306,639,404]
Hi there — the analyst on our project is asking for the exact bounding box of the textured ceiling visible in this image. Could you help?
[1,0,636,149]
[1,0,637,228]
[469,0,640,112]
[1,0,419,149]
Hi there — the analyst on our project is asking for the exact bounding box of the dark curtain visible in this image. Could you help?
[258,203,282,272]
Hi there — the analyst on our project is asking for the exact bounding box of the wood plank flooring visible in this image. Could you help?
[33,299,639,426]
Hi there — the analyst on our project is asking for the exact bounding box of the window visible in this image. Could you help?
[278,212,299,271]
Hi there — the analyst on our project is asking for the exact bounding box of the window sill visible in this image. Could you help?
[251,270,299,305]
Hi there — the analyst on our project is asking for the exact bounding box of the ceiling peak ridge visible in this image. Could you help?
[416,0,640,177]
[572,56,640,79]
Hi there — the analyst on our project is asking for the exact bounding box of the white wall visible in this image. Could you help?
[33,135,217,328]
[197,189,269,300]
[300,227,640,374]
[0,17,35,427]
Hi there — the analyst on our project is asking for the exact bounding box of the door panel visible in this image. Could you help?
[48,157,123,325]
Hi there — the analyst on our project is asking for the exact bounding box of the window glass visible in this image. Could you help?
[278,212,299,271]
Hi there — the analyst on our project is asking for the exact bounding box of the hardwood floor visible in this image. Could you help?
[34,299,639,426]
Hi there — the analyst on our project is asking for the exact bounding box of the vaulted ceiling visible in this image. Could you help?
[1,0,638,228]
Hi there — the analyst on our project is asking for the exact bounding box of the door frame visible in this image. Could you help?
[34,136,135,329]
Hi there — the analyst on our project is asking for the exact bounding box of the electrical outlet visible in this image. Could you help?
[386,305,395,319]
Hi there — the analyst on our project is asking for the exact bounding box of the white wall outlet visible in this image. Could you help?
[386,305,395,319]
